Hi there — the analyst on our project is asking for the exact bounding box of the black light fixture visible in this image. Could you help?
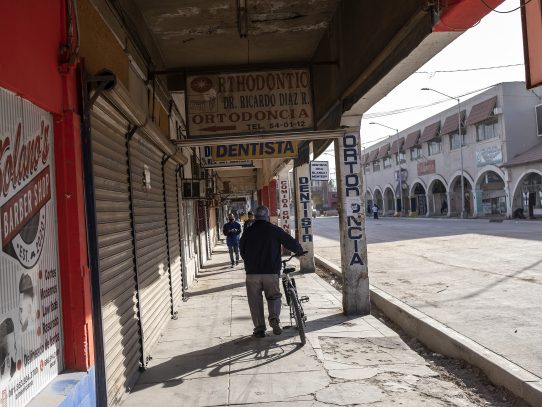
[237,0,248,38]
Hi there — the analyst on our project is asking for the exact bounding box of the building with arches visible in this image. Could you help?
[362,82,542,219]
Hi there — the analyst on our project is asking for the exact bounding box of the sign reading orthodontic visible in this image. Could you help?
[186,69,314,138]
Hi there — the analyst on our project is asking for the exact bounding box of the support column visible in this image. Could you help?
[335,132,370,315]
[262,185,270,208]
[293,149,315,273]
[257,189,262,206]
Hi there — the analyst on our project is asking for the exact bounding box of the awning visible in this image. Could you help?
[466,96,498,126]
[440,110,466,135]
[403,130,421,150]
[419,121,440,143]
[367,149,379,162]
[502,143,542,167]
[376,143,390,159]
[390,137,405,154]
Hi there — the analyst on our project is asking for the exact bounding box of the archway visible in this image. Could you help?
[374,188,383,214]
[384,186,395,215]
[476,170,506,217]
[410,182,427,216]
[512,171,542,218]
[365,190,373,214]
[449,175,473,217]
[428,177,448,216]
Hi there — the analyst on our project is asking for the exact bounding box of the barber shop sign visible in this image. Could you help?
[0,89,63,406]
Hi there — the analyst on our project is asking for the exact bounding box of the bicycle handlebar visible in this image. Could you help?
[281,250,308,264]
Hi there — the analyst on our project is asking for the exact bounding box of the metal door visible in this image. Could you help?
[91,98,142,405]
[128,132,172,364]
[163,160,183,311]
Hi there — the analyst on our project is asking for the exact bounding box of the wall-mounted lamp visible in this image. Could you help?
[237,0,248,38]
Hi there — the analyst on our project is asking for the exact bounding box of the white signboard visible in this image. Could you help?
[186,69,314,138]
[476,145,502,167]
[278,176,291,234]
[201,146,253,168]
[310,161,329,181]
[0,89,63,406]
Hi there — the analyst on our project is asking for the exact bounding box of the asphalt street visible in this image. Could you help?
[313,216,542,381]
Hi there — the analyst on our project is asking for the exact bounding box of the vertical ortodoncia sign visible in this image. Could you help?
[0,88,63,406]
[294,163,315,273]
[335,132,370,315]
[278,175,291,235]
[186,69,314,138]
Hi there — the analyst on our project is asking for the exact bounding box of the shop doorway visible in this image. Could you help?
[428,179,447,216]
[477,171,506,217]
[513,172,542,219]
[412,183,427,216]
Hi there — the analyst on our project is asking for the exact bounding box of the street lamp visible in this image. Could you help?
[370,121,403,216]
[421,88,465,219]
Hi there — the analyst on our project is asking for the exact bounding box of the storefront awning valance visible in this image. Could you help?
[403,130,421,150]
[466,96,498,126]
[440,110,466,135]
[376,143,390,159]
[390,137,405,154]
[419,121,440,143]
[367,149,379,162]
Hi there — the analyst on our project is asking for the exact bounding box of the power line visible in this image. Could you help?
[415,63,523,74]
[479,0,533,14]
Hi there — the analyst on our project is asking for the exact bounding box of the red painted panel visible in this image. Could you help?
[433,0,505,32]
[262,185,270,208]
[521,0,542,88]
[54,110,95,370]
[0,1,63,113]
[268,179,278,216]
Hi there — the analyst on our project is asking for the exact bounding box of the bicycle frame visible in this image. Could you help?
[280,253,309,344]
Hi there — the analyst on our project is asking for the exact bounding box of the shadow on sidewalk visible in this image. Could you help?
[186,282,246,297]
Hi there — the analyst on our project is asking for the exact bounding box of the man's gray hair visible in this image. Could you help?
[254,206,270,220]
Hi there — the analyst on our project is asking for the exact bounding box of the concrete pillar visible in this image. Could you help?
[293,160,315,273]
[446,191,452,217]
[334,132,370,315]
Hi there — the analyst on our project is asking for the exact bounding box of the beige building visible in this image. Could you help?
[362,82,542,219]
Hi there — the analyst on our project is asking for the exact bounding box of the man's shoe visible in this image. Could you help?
[253,331,266,338]
[235,261,239,265]
[270,319,282,335]
[230,263,234,268]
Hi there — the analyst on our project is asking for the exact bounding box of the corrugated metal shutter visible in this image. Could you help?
[164,160,184,311]
[129,132,172,364]
[91,98,142,405]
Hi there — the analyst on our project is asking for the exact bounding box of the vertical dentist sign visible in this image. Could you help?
[335,132,370,315]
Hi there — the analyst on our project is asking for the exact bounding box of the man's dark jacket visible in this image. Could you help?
[240,220,303,274]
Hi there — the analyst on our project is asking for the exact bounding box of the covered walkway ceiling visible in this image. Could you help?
[98,0,503,191]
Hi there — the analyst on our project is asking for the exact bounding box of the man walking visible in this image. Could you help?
[243,210,256,232]
[240,206,304,338]
[223,214,241,267]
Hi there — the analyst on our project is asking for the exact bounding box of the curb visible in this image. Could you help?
[314,254,542,407]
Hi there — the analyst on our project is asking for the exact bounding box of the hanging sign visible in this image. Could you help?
[210,141,297,161]
[0,89,63,406]
[310,161,329,181]
[278,176,291,234]
[200,147,253,168]
[186,69,314,138]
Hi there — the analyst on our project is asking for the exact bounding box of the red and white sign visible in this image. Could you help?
[279,176,291,235]
[186,69,314,138]
[0,88,62,407]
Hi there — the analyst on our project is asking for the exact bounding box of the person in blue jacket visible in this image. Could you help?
[223,213,242,267]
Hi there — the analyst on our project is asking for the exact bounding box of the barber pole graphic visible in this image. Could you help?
[0,88,63,406]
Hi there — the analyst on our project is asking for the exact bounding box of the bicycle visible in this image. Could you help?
[281,251,309,345]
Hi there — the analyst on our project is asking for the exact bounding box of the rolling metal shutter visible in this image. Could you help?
[163,160,184,311]
[128,132,172,364]
[91,97,142,405]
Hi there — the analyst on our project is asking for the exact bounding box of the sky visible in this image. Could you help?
[320,0,526,177]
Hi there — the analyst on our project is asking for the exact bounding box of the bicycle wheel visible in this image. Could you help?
[289,288,306,345]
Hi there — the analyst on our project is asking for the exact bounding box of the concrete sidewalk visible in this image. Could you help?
[120,243,487,406]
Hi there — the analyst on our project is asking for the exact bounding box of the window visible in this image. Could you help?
[383,156,391,168]
[410,147,421,160]
[476,119,498,141]
[428,139,441,156]
[372,161,380,172]
[450,132,465,150]
[395,152,406,164]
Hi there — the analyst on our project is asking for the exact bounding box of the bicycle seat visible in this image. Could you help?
[283,267,296,274]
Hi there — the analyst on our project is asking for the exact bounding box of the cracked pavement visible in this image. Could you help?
[120,243,488,406]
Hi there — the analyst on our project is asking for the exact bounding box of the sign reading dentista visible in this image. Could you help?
[0,88,63,406]
[186,69,314,138]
